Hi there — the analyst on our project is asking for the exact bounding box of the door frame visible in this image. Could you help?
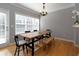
[0,8,10,48]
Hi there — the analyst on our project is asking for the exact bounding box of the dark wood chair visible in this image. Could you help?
[33,30,37,32]
[24,30,31,41]
[25,31,31,33]
[14,35,28,56]
[24,31,31,40]
[24,30,32,50]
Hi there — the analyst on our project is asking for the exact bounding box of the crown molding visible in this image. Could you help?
[49,4,74,14]
[10,3,40,15]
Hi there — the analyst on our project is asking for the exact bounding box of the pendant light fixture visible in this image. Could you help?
[40,3,48,16]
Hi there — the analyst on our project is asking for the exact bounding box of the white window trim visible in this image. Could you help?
[15,13,40,34]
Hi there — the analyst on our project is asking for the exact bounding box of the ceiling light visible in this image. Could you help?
[40,3,48,16]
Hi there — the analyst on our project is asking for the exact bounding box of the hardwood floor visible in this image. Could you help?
[0,37,79,56]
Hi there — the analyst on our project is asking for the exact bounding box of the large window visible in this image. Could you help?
[15,14,39,34]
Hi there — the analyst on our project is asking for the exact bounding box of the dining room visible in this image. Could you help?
[0,3,79,56]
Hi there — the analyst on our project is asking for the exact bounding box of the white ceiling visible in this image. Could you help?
[20,3,74,13]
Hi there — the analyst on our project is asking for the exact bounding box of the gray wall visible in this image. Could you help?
[0,3,39,43]
[40,7,74,41]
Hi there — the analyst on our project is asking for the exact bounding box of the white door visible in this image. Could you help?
[0,12,9,48]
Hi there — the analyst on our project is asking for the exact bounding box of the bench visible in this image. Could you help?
[40,37,54,50]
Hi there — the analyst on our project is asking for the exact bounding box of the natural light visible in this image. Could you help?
[15,14,39,34]
[0,12,7,44]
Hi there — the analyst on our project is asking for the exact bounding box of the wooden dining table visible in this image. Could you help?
[19,31,49,56]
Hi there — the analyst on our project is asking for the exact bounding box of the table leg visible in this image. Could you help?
[32,38,34,56]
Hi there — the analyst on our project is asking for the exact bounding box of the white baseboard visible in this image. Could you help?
[55,37,74,43]
[74,44,79,47]
[55,37,79,47]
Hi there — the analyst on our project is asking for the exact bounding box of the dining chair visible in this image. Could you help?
[24,30,31,40]
[25,30,31,41]
[24,30,31,41]
[24,30,32,52]
[14,35,28,56]
[33,30,37,32]
[25,31,31,33]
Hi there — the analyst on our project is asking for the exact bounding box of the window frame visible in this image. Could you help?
[15,13,40,34]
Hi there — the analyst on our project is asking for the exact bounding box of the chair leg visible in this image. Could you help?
[26,45,28,54]
[23,45,25,51]
[17,47,20,56]
[14,47,17,56]
[22,45,25,55]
